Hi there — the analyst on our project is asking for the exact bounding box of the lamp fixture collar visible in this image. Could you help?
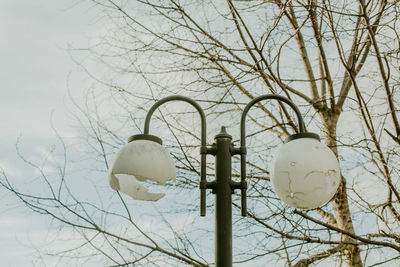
[285,132,320,143]
[128,134,163,145]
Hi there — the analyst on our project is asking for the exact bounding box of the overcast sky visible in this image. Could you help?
[1,1,397,266]
[0,1,101,265]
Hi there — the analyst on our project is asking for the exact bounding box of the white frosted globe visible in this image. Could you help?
[271,136,340,209]
[109,139,176,201]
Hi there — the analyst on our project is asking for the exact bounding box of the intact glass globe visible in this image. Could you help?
[271,136,340,209]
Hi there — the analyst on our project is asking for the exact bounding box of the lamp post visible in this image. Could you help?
[109,94,340,267]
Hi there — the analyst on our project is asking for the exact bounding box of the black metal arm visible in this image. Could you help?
[239,94,305,216]
[143,95,209,216]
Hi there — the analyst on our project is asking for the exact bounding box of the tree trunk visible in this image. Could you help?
[320,110,363,267]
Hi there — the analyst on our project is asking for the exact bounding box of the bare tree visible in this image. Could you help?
[2,0,400,266]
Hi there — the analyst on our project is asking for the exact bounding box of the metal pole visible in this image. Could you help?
[214,126,232,267]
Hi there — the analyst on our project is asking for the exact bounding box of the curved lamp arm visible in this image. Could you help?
[143,95,208,216]
[238,94,305,216]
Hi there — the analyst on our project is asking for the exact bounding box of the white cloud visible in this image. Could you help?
[0,0,104,265]
[0,160,21,177]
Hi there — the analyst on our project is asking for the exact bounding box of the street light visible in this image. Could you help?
[108,94,340,267]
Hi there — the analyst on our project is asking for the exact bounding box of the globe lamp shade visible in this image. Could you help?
[271,133,340,209]
[109,135,176,201]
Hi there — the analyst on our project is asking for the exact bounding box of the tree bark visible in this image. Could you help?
[320,110,363,267]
